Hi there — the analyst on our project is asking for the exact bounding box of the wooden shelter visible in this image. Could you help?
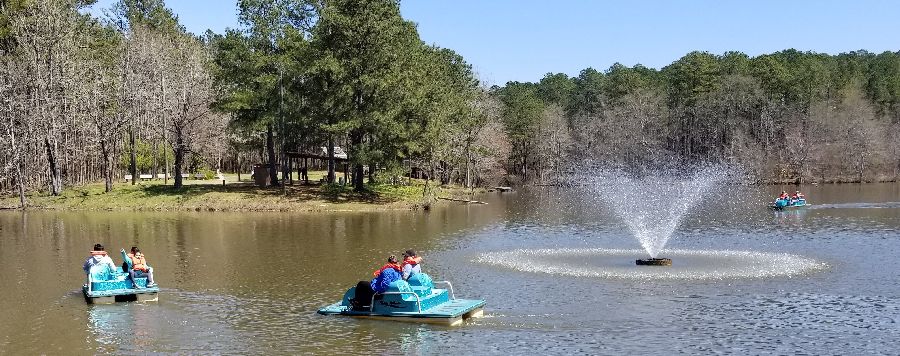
[285,146,350,184]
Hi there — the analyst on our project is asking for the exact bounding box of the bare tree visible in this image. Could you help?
[13,0,82,196]
[535,105,573,184]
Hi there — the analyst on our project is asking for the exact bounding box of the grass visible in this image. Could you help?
[0,171,484,212]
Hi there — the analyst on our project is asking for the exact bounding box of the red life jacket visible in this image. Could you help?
[401,256,421,269]
[372,263,401,277]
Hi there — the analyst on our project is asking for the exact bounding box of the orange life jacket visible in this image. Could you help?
[128,253,149,272]
[372,263,401,277]
[401,256,422,269]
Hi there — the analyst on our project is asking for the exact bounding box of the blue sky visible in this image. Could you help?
[88,0,900,86]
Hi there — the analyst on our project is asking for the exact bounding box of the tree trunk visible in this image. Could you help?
[15,162,26,209]
[164,140,170,184]
[173,146,184,189]
[522,140,529,183]
[266,123,278,187]
[100,138,113,193]
[351,131,364,191]
[327,136,335,184]
[129,128,137,185]
[465,141,472,189]
[44,137,62,196]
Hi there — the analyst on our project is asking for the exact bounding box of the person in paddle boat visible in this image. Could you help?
[371,255,402,293]
[778,191,789,201]
[126,246,157,288]
[773,191,789,207]
[401,249,422,281]
[350,255,403,310]
[83,243,116,277]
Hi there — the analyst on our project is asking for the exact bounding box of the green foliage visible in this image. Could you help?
[112,0,183,34]
[570,67,606,116]
[499,82,544,141]
[119,139,172,173]
[866,51,900,120]
[663,51,722,105]
[537,73,576,108]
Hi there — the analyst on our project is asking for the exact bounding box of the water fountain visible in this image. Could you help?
[584,166,727,266]
[475,164,828,280]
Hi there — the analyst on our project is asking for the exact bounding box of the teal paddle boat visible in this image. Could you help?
[82,249,159,304]
[772,197,808,210]
[318,273,485,326]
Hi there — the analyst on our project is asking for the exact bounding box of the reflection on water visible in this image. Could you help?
[0,183,899,354]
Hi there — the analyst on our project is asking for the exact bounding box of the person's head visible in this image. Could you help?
[387,255,398,264]
[781,191,786,194]
[93,243,104,252]
[131,246,140,254]
[403,249,417,259]
[796,191,800,194]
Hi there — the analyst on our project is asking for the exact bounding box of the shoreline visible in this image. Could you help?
[0,177,485,213]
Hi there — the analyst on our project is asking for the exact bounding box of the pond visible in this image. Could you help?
[0,183,898,354]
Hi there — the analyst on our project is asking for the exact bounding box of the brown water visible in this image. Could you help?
[1,183,899,354]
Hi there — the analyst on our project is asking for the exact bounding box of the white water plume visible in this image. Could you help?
[585,165,732,258]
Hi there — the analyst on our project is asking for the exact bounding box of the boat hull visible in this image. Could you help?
[771,199,809,210]
[82,269,159,304]
[318,274,485,326]
[318,299,485,326]
[82,284,160,304]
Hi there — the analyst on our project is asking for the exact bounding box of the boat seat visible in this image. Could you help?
[406,273,434,297]
[385,280,417,301]
[87,264,133,291]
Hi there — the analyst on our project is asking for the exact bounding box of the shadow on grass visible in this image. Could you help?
[139,181,405,205]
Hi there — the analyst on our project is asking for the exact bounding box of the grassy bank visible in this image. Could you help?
[0,173,485,212]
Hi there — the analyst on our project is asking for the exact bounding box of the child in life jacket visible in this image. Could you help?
[401,249,422,281]
[127,246,156,288]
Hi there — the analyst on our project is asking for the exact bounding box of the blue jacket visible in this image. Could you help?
[370,268,401,293]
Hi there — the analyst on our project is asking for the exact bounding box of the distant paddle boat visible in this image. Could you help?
[318,273,485,326]
[772,198,808,210]
[82,249,159,304]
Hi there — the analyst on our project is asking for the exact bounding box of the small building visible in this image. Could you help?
[321,146,348,160]
[253,164,281,187]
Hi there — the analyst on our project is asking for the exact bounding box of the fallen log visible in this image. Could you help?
[438,197,488,204]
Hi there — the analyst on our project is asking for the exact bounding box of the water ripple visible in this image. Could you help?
[476,248,828,280]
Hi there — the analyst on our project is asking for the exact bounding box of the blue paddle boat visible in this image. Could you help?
[318,273,485,326]
[772,198,808,210]
[82,249,159,304]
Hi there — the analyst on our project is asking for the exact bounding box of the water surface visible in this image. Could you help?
[0,183,898,354]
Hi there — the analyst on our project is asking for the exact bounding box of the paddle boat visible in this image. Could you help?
[318,273,485,326]
[772,197,808,210]
[82,249,159,304]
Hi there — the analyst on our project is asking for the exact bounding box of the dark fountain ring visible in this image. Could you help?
[636,257,672,266]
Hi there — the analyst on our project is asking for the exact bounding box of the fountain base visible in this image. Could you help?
[636,258,672,266]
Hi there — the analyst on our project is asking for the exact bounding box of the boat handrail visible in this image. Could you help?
[371,291,422,313]
[432,281,455,300]
[86,274,92,293]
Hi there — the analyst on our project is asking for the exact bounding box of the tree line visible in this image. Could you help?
[2,0,899,209]
[1,0,509,208]
[498,50,900,184]
[1,0,228,207]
